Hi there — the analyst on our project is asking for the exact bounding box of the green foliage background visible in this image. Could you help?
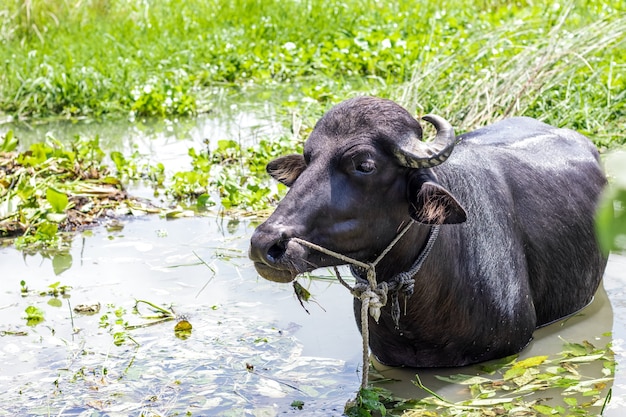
[0,0,624,146]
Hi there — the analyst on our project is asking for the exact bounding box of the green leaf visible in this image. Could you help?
[563,397,578,406]
[290,400,305,410]
[512,355,549,369]
[25,305,44,318]
[110,151,126,172]
[560,353,605,363]
[293,281,311,302]
[46,187,69,213]
[36,221,59,240]
[503,366,527,381]
[560,339,591,357]
[24,305,45,326]
[216,139,238,152]
[197,193,211,209]
[0,130,18,152]
[533,404,556,415]
[46,212,67,223]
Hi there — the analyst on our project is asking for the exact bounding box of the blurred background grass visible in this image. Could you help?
[0,0,623,145]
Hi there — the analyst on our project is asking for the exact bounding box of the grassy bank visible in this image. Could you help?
[1,0,624,145]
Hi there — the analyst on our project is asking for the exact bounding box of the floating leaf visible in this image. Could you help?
[174,319,193,339]
[563,397,578,406]
[464,397,515,406]
[174,320,192,332]
[560,339,589,356]
[293,280,311,314]
[0,130,18,152]
[73,303,101,315]
[164,208,195,218]
[36,221,58,240]
[512,355,549,369]
[197,193,211,209]
[24,305,45,326]
[512,369,537,387]
[560,353,605,363]
[503,366,526,381]
[532,404,556,415]
[290,400,304,410]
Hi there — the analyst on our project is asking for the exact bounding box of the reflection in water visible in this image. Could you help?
[1,97,288,174]
[0,215,624,415]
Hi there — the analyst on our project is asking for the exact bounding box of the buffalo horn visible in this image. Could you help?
[393,114,456,169]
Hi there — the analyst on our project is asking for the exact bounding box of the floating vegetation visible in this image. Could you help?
[23,305,45,326]
[0,129,301,252]
[0,130,158,251]
[343,338,614,416]
[19,279,71,310]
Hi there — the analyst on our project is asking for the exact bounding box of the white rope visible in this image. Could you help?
[292,222,440,390]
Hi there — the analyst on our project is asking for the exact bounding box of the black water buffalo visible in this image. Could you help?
[248,96,607,367]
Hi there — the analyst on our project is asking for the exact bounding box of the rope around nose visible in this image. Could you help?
[291,221,440,390]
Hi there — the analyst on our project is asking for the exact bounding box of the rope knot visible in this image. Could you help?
[389,273,415,328]
[350,279,388,323]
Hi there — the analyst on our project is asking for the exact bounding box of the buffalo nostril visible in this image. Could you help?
[267,241,287,263]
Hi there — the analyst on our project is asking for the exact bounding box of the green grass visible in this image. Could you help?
[0,0,624,146]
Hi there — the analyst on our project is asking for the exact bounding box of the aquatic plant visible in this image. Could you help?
[343,339,614,416]
[0,130,158,251]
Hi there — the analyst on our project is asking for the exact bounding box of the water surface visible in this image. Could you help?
[1,112,624,416]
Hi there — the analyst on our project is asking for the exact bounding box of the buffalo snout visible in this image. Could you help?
[249,224,309,283]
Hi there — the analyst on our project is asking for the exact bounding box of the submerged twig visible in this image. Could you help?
[133,299,175,318]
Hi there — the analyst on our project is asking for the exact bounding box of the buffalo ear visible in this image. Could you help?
[409,178,467,225]
[266,154,306,187]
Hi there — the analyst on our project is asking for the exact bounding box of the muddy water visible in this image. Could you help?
[1,215,624,416]
[0,217,363,416]
[1,112,625,415]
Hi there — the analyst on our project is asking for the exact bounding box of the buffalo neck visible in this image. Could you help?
[350,222,435,283]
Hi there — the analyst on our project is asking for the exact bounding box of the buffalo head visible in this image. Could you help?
[249,96,466,283]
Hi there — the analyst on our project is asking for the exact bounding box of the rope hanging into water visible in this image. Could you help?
[291,222,440,389]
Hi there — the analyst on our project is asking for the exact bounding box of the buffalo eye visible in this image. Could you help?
[353,159,376,174]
